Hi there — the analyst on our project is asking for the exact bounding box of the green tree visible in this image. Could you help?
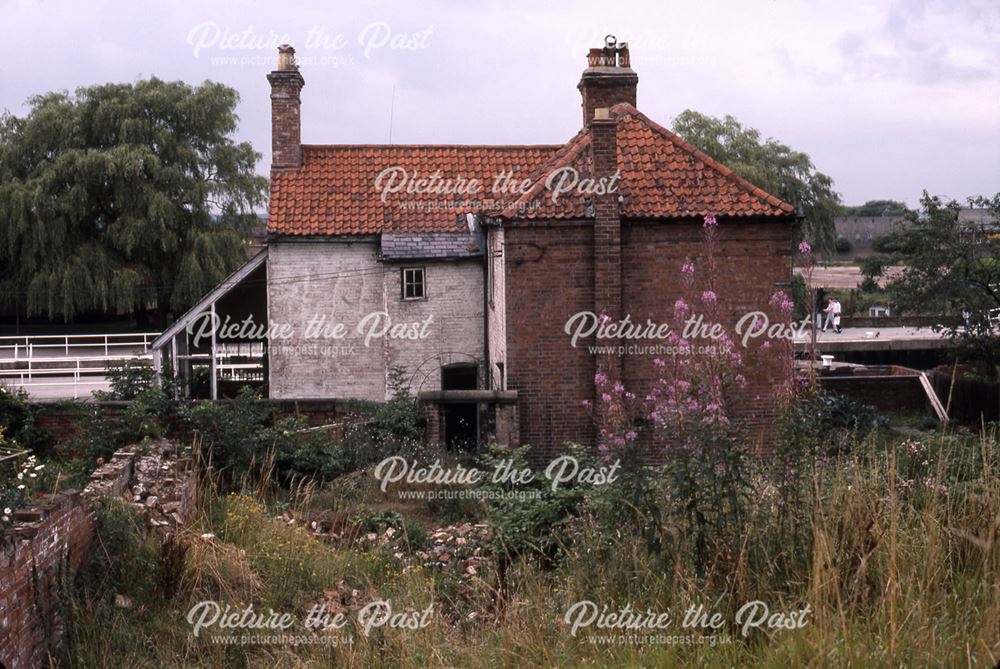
[841,199,910,217]
[671,110,842,251]
[0,78,268,321]
[878,192,1000,314]
[874,191,1000,378]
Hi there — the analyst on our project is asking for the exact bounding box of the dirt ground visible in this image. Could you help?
[795,265,903,289]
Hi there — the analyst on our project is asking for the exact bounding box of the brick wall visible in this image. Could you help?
[0,492,94,669]
[621,219,792,446]
[504,218,792,460]
[0,440,195,669]
[504,221,597,461]
[32,404,93,447]
[820,372,929,413]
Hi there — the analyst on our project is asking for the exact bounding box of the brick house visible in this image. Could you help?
[153,40,796,454]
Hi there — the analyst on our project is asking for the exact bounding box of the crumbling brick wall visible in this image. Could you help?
[0,439,195,669]
[0,491,95,669]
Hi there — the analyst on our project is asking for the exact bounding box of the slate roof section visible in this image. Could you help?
[267,104,795,236]
[380,232,484,261]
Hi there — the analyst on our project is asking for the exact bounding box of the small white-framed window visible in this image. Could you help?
[402,267,426,300]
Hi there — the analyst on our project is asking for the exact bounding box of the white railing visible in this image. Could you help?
[0,354,155,399]
[0,332,159,360]
[0,333,159,398]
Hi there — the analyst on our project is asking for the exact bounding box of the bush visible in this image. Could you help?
[477,445,591,570]
[371,366,424,443]
[179,388,271,481]
[0,385,47,452]
[860,276,881,293]
[835,236,852,253]
[97,358,158,401]
[790,273,809,322]
[872,235,901,254]
[0,437,55,525]
[181,388,350,486]
[817,392,890,433]
[268,416,348,484]
[354,509,428,549]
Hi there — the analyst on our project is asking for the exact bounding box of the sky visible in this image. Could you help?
[1,0,997,208]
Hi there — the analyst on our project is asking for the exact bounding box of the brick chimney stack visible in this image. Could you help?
[577,36,637,127]
[590,106,623,394]
[267,45,305,171]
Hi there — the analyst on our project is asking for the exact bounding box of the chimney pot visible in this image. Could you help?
[578,37,637,126]
[277,44,297,71]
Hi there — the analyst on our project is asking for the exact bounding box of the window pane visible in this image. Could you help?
[403,268,425,299]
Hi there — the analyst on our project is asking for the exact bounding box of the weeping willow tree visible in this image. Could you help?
[0,78,268,321]
[672,110,842,253]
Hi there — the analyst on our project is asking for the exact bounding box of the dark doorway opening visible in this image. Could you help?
[441,364,478,450]
[443,403,478,450]
[441,364,478,391]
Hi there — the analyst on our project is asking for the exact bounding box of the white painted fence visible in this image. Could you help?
[0,333,160,399]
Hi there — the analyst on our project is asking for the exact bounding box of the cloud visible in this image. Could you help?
[0,0,997,206]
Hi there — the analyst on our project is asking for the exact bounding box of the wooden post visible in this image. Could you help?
[210,302,218,400]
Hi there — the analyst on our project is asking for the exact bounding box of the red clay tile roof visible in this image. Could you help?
[267,105,794,236]
[268,145,559,235]
[499,103,795,220]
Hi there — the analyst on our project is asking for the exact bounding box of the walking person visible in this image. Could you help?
[822,297,836,332]
[815,288,827,330]
[831,297,842,333]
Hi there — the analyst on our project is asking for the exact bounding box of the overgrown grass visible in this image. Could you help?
[55,427,1000,668]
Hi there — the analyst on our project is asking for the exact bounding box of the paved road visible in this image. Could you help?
[794,325,952,352]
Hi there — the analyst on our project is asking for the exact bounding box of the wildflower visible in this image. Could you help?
[703,215,718,227]
[601,393,612,403]
[625,431,638,442]
[17,473,23,480]
[96,457,105,466]
[581,399,592,409]
[673,298,689,315]
[681,258,695,276]
[17,485,25,491]
[768,290,794,312]
[701,290,717,303]
[3,508,10,515]
[594,372,609,386]
[612,382,624,393]
[798,240,811,255]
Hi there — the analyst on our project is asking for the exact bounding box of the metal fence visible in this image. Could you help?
[0,333,160,399]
